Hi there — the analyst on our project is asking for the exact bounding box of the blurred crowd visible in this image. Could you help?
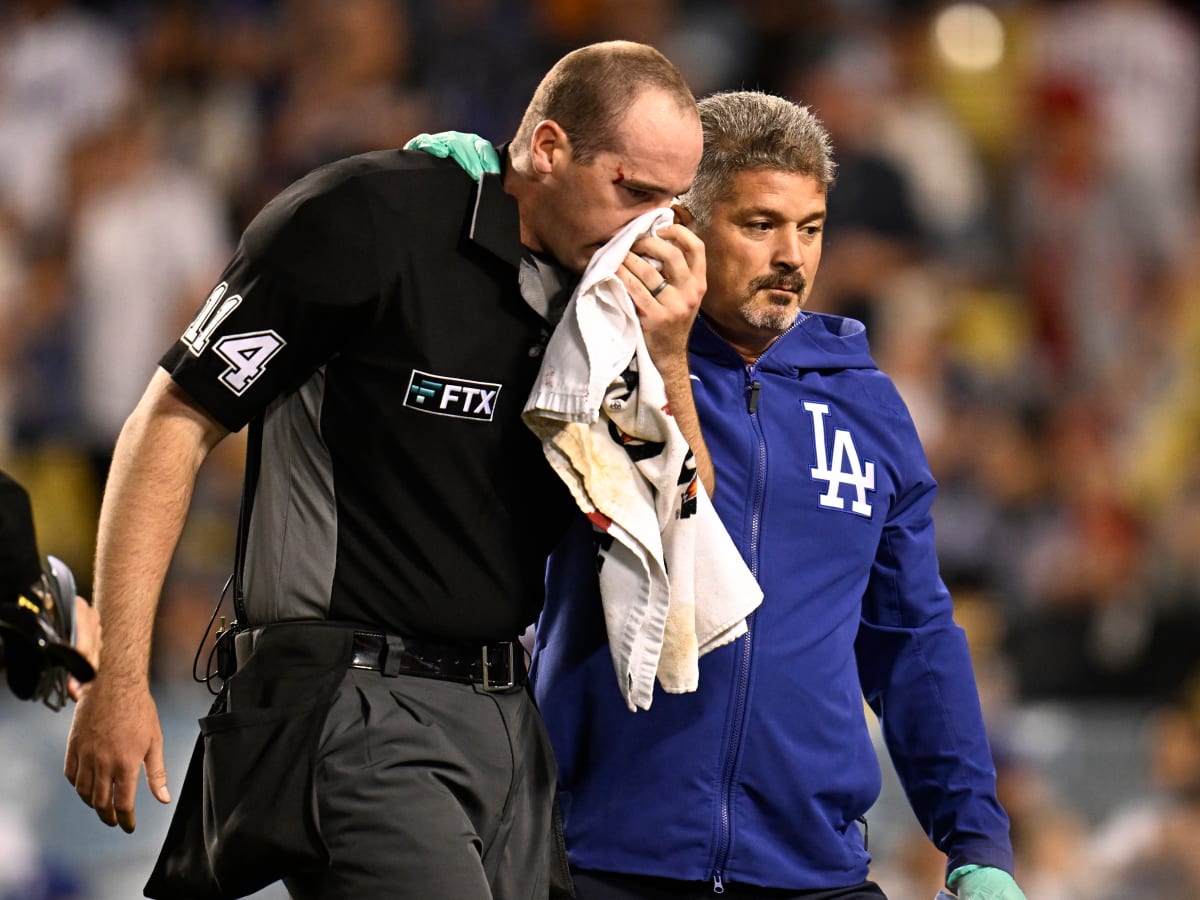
[1,0,1199,897]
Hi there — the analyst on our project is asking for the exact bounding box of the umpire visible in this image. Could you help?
[64,40,705,900]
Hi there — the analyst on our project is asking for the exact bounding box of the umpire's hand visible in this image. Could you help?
[65,672,170,832]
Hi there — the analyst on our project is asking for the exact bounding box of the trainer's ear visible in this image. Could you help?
[672,202,695,229]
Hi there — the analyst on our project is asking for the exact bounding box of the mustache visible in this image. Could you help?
[750,274,806,294]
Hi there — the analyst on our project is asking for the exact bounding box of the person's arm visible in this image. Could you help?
[620,225,714,498]
[854,391,1021,896]
[858,571,1024,898]
[65,367,229,832]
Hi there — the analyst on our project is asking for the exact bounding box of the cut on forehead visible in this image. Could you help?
[608,89,703,197]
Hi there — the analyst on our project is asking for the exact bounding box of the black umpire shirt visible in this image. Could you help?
[160,148,575,643]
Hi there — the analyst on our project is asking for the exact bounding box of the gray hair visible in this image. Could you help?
[678,91,837,227]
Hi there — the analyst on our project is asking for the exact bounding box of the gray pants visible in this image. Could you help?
[284,668,559,899]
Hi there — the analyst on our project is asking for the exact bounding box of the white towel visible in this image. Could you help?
[524,208,763,712]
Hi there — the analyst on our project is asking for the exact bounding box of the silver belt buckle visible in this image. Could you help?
[481,641,516,692]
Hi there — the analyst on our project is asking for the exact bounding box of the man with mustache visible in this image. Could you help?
[416,89,1025,900]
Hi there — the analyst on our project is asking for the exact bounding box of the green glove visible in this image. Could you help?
[947,864,1026,900]
[403,131,500,181]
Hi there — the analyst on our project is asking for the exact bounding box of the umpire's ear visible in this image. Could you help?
[672,202,694,230]
[529,119,570,177]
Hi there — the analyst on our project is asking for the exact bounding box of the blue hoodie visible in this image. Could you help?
[532,312,1014,890]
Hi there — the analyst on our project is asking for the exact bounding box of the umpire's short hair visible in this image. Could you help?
[678,91,837,228]
[513,41,697,165]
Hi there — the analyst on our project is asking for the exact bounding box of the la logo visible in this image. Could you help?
[805,401,874,517]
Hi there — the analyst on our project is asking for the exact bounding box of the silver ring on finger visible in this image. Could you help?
[649,278,669,298]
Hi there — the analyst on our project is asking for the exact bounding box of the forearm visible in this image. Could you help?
[623,223,712,495]
[93,369,227,688]
[657,353,715,498]
[859,618,1012,871]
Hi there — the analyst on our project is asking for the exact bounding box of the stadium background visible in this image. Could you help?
[1,0,1198,897]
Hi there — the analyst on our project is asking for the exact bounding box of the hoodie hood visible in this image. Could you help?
[689,310,878,374]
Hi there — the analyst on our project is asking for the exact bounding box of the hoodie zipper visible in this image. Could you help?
[711,365,768,893]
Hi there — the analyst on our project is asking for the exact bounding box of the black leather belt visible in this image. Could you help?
[349,630,524,692]
[228,624,524,692]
